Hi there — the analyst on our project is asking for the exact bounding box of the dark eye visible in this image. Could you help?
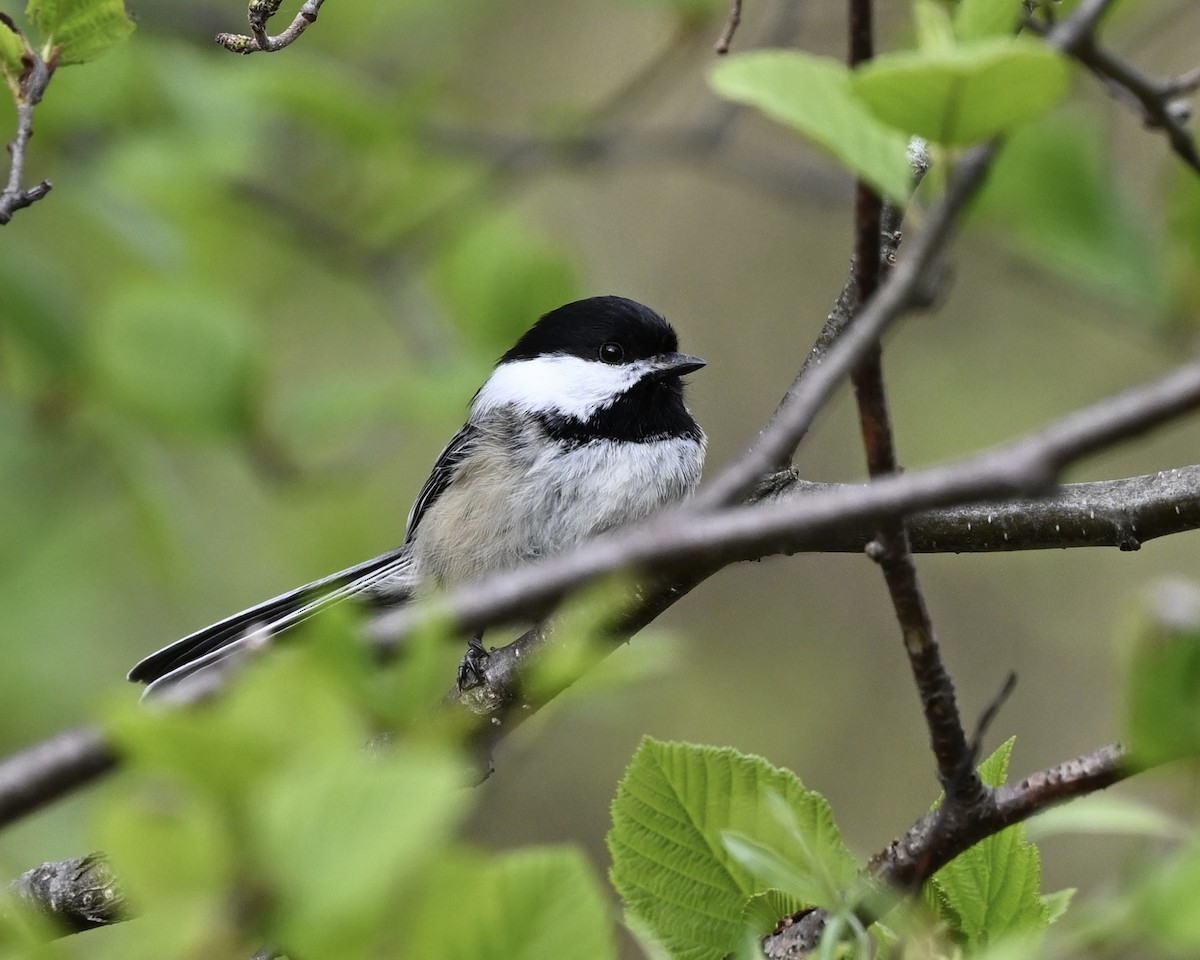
[599,342,624,364]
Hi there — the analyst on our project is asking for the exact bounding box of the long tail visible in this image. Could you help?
[128,546,416,695]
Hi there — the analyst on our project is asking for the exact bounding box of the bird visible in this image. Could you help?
[128,296,707,696]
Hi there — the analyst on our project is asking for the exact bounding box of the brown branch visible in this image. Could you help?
[372,359,1200,660]
[845,0,982,808]
[215,0,325,54]
[0,50,54,224]
[870,743,1130,888]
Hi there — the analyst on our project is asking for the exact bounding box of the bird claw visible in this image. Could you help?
[457,636,490,690]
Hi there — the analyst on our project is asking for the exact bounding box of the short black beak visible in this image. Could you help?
[649,352,706,380]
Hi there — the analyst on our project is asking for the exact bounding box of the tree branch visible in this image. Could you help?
[0,726,116,829]
[1026,0,1199,171]
[869,743,1129,889]
[8,854,125,934]
[375,359,1200,659]
[0,48,54,224]
[215,0,325,54]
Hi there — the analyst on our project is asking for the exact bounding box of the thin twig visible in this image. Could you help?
[1076,41,1200,171]
[695,143,999,511]
[0,51,54,224]
[713,0,743,55]
[215,0,325,54]
[1028,0,1198,170]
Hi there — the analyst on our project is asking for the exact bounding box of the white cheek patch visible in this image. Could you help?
[473,355,654,420]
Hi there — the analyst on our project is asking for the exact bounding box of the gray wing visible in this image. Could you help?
[403,422,480,542]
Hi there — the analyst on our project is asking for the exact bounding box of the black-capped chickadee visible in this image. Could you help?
[129,296,706,696]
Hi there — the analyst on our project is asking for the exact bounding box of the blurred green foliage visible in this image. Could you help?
[2,0,1200,958]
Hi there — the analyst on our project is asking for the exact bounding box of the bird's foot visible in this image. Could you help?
[457,636,490,690]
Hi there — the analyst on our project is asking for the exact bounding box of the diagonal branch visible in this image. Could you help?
[1026,2,1200,171]
[375,358,1200,658]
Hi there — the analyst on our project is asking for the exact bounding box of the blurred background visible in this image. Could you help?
[2,0,1199,948]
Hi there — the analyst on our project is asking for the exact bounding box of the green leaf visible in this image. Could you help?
[976,735,1013,788]
[96,783,236,958]
[89,285,261,439]
[1041,888,1075,925]
[405,847,617,960]
[608,738,859,960]
[710,51,912,202]
[27,0,134,64]
[740,889,802,934]
[0,13,27,82]
[852,38,1071,145]
[254,746,469,960]
[1165,165,1200,328]
[1028,794,1186,841]
[914,0,955,52]
[927,739,1055,947]
[432,214,581,357]
[973,111,1163,308]
[1124,579,1200,765]
[954,0,1024,42]
[1134,837,1200,951]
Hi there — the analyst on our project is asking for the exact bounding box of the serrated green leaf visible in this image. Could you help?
[955,0,1024,41]
[405,847,617,960]
[0,13,27,81]
[973,112,1163,308]
[608,739,859,960]
[28,0,134,64]
[740,889,802,933]
[928,739,1053,947]
[852,38,1071,145]
[1041,887,1075,925]
[710,51,912,202]
[977,735,1014,788]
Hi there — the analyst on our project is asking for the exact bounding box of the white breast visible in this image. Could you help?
[410,420,705,588]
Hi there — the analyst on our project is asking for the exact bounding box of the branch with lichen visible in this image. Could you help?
[215,0,325,54]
